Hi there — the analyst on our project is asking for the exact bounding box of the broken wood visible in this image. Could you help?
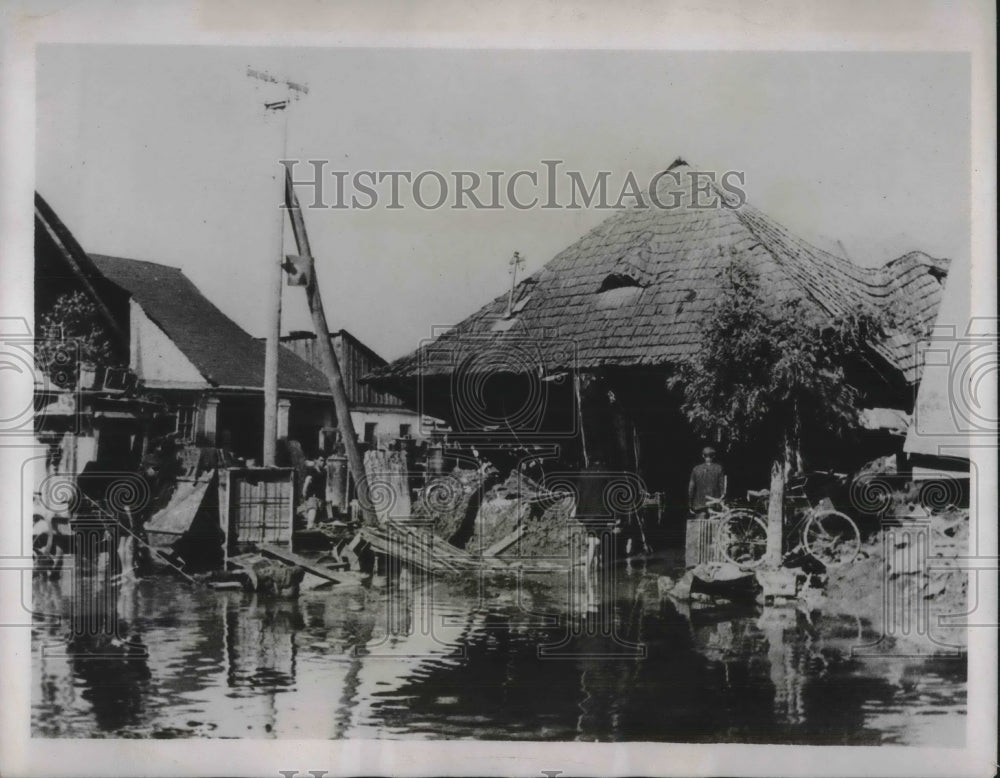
[482,525,525,557]
[258,543,365,586]
[360,525,509,574]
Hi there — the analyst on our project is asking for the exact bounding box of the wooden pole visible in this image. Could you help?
[506,251,523,317]
[283,170,374,522]
[764,435,791,567]
[574,371,589,468]
[261,96,291,466]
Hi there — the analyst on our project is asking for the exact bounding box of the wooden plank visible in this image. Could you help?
[362,527,463,573]
[258,543,362,585]
[228,552,265,568]
[287,469,296,547]
[385,527,461,572]
[390,522,475,561]
[210,581,244,591]
[219,468,231,566]
[482,525,525,558]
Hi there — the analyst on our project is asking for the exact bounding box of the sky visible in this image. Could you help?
[36,46,970,361]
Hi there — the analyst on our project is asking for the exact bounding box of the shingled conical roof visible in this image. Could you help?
[373,161,948,387]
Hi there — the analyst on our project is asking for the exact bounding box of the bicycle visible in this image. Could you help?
[705,474,862,569]
[701,496,768,567]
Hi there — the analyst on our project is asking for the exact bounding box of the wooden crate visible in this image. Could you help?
[685,517,725,568]
[219,468,296,561]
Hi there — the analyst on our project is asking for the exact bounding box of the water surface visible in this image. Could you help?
[31,557,966,743]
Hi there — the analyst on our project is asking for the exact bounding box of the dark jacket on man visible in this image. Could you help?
[688,462,726,510]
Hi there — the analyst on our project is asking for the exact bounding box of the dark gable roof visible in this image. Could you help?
[35,193,130,347]
[373,162,948,387]
[89,254,331,396]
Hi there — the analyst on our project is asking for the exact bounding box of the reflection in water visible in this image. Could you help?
[32,558,966,743]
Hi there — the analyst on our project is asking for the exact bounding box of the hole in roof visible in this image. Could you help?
[598,273,644,293]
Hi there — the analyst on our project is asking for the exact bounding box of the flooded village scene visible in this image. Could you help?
[26,47,979,748]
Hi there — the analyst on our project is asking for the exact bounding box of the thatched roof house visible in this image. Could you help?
[369,161,949,492]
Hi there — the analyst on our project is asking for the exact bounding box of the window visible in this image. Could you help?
[399,423,411,438]
[363,422,377,445]
[174,405,198,442]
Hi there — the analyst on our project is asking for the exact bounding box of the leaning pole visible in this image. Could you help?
[282,167,375,523]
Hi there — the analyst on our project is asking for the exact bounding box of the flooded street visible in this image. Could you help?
[32,558,966,744]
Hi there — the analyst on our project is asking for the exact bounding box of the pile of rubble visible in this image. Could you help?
[409,467,587,566]
[825,507,969,652]
[411,465,498,542]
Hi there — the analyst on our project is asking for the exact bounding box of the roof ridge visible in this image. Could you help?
[731,202,874,317]
[88,253,184,272]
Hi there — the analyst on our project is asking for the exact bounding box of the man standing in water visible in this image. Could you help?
[688,446,727,516]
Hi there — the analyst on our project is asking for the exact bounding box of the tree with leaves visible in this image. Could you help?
[670,260,885,565]
[35,290,119,388]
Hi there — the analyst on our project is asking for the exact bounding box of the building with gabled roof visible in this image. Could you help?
[35,192,336,463]
[280,329,441,448]
[368,160,951,496]
[374,161,946,388]
[89,254,330,397]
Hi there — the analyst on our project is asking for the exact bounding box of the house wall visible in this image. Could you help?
[285,401,428,455]
[129,300,207,389]
[349,407,427,446]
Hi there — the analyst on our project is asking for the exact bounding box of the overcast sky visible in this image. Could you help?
[36,46,969,361]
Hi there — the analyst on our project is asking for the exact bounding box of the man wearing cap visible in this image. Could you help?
[688,446,727,515]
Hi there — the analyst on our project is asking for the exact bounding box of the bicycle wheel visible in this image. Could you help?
[803,509,861,567]
[718,510,768,568]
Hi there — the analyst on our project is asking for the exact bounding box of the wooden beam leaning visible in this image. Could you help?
[282,168,375,523]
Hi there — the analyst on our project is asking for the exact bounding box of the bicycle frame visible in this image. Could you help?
[708,481,860,569]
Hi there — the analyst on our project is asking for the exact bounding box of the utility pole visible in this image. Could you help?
[506,251,525,318]
[248,67,308,466]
